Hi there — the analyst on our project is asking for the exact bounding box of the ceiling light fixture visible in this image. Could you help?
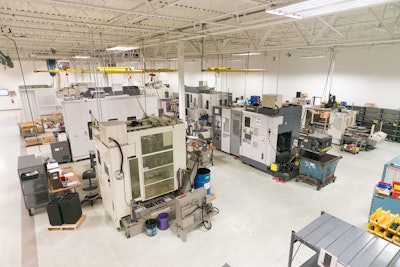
[232,52,262,56]
[266,0,397,19]
[72,55,91,59]
[106,46,139,52]
[301,55,326,59]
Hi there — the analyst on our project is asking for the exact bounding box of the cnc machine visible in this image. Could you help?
[93,115,186,228]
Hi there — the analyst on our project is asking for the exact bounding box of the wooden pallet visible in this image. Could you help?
[48,214,86,231]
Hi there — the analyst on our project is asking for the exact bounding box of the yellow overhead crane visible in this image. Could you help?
[34,68,85,73]
[34,67,176,74]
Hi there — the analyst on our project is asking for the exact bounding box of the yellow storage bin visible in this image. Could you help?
[378,214,395,229]
[370,207,390,225]
[367,222,377,234]
[393,236,400,246]
[374,225,386,237]
[383,230,396,243]
[388,216,400,234]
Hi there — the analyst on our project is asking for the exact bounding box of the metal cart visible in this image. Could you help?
[17,155,49,216]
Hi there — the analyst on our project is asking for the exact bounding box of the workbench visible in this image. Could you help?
[48,166,81,194]
[288,212,400,267]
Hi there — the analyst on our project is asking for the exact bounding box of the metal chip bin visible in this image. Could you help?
[297,153,342,190]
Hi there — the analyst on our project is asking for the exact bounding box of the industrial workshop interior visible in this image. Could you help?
[1,0,400,266]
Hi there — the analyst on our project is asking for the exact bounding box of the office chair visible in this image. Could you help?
[81,170,101,206]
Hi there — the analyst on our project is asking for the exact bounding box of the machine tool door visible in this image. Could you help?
[230,110,242,157]
[221,108,231,154]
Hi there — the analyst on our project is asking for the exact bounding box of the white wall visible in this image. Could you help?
[2,45,399,111]
[263,45,400,109]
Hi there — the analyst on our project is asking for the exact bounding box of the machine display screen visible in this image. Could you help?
[245,117,250,127]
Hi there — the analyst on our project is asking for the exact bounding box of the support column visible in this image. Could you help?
[178,41,186,122]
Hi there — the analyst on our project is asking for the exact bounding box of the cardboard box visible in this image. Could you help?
[365,103,377,108]
[21,121,35,128]
[42,135,56,144]
[25,137,42,147]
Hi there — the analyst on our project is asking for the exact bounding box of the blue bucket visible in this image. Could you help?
[145,218,157,237]
[195,168,211,195]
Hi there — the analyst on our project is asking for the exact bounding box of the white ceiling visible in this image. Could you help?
[1,0,400,62]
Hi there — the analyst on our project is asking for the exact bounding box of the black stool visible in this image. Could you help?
[81,170,101,206]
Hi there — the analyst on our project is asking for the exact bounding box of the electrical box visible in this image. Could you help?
[262,94,283,109]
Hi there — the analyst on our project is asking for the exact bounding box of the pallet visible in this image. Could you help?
[48,214,86,231]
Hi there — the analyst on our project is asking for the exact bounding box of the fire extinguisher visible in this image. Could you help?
[11,98,14,104]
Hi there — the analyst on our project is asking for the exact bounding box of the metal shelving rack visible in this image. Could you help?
[347,106,400,143]
[288,212,400,267]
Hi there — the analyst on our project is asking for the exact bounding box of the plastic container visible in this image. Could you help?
[249,96,260,104]
[383,230,395,242]
[157,212,169,230]
[392,181,400,199]
[367,222,376,234]
[388,217,400,234]
[374,225,386,237]
[378,214,394,229]
[195,168,211,195]
[393,236,400,246]
[369,207,388,225]
[145,218,157,237]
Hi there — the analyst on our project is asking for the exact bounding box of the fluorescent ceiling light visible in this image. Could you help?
[266,0,396,19]
[106,46,139,51]
[73,55,91,59]
[301,55,326,59]
[232,52,261,56]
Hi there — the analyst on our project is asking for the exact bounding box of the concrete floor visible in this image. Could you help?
[1,111,400,267]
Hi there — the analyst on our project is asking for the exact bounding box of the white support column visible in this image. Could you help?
[178,41,186,122]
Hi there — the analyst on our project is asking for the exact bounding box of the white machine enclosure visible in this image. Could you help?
[94,119,186,228]
[328,110,357,144]
[221,107,232,154]
[186,91,229,122]
[240,110,283,169]
[201,93,220,121]
[62,95,158,161]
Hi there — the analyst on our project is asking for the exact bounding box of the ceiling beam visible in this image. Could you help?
[291,22,309,46]
[368,7,396,38]
[312,16,341,44]
[316,17,346,40]
[257,28,273,48]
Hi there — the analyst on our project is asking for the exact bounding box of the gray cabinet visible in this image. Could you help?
[17,155,49,216]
